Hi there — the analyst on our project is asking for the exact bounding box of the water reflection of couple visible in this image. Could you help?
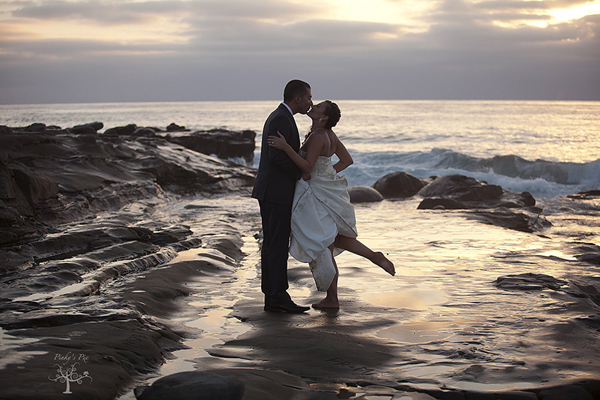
[252,80,394,313]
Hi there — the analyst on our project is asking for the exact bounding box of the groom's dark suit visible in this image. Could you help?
[252,103,303,309]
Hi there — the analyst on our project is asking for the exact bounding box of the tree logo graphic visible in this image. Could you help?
[48,353,93,395]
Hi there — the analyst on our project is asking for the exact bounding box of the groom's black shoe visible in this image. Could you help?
[264,302,310,313]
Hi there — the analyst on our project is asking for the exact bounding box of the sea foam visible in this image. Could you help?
[347,149,600,199]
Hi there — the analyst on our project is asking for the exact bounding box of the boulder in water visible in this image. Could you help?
[417,174,535,210]
[466,208,551,232]
[372,171,426,199]
[495,273,567,291]
[348,185,383,203]
[135,371,244,400]
[418,174,503,201]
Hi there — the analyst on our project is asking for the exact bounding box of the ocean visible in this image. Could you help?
[2,100,598,199]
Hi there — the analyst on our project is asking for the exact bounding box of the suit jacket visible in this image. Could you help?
[252,104,303,205]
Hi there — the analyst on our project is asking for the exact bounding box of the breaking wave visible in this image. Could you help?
[347,148,600,199]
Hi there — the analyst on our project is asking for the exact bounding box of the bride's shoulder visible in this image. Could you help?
[305,128,328,142]
[311,128,328,135]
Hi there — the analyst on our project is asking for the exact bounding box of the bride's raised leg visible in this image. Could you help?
[334,235,395,276]
[372,251,395,276]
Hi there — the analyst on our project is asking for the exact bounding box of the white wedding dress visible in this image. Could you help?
[289,153,358,291]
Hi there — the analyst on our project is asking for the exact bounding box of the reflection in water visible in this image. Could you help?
[120,195,599,397]
[362,290,447,310]
[0,328,44,369]
[378,321,454,343]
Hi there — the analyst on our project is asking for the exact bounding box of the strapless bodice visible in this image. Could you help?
[312,156,336,179]
[299,150,336,179]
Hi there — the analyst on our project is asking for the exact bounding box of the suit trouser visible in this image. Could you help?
[259,200,293,306]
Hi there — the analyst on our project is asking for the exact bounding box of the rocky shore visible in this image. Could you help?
[0,122,258,399]
[1,122,599,399]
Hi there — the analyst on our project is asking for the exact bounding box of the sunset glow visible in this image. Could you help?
[549,1,600,23]
[0,0,598,103]
[327,0,435,26]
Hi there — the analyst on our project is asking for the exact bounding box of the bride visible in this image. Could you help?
[268,100,395,309]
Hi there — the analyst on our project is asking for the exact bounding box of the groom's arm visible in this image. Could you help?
[268,115,302,180]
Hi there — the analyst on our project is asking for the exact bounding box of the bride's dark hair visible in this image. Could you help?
[305,100,342,142]
[304,100,342,141]
[323,100,341,129]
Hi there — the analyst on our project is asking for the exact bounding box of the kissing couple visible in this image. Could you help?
[252,79,395,313]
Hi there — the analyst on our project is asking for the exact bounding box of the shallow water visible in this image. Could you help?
[116,194,599,397]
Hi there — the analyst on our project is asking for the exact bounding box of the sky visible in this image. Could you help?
[0,0,599,104]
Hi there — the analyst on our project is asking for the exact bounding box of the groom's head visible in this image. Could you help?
[284,80,312,115]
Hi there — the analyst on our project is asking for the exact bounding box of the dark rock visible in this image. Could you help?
[0,200,20,226]
[575,244,600,265]
[133,127,157,137]
[11,167,59,207]
[58,182,79,194]
[519,191,536,206]
[494,391,539,399]
[167,129,256,163]
[0,125,255,247]
[417,198,467,210]
[568,190,600,200]
[372,171,426,199]
[0,318,183,400]
[417,174,535,210]
[167,123,187,131]
[419,174,502,201]
[69,122,104,134]
[537,384,594,400]
[205,369,315,400]
[495,273,567,291]
[103,124,138,136]
[348,186,383,203]
[583,379,600,398]
[26,123,46,132]
[135,371,244,400]
[421,388,466,399]
[466,208,551,232]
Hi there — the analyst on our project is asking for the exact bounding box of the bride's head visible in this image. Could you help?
[308,100,341,130]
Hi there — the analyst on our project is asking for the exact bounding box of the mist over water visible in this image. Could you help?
[2,100,599,199]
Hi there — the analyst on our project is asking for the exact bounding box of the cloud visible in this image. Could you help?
[11,0,159,24]
[0,0,598,103]
[473,0,594,11]
[184,18,404,55]
[10,0,320,25]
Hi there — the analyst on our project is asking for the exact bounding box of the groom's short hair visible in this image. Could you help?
[284,80,311,102]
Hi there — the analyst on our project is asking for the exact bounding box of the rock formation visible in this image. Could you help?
[0,122,256,252]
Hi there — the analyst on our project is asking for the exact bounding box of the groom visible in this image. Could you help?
[252,80,313,313]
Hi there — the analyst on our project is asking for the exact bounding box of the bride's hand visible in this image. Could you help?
[268,132,288,150]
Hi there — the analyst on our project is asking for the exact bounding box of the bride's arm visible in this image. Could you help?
[269,131,324,175]
[332,135,353,173]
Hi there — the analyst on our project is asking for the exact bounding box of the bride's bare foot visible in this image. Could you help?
[373,252,395,276]
[312,298,339,310]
